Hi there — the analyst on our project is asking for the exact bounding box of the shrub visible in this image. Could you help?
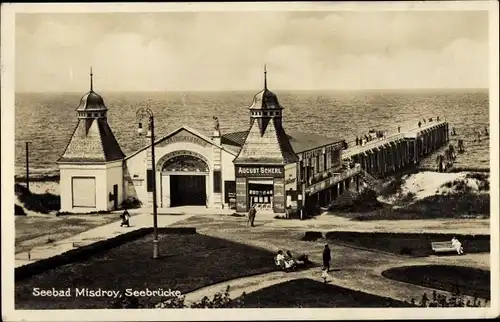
[465,172,489,181]
[154,286,246,309]
[14,183,60,214]
[399,192,416,203]
[416,291,487,308]
[399,246,413,256]
[120,197,142,209]
[302,231,323,241]
[229,212,246,217]
[15,204,27,216]
[380,175,405,197]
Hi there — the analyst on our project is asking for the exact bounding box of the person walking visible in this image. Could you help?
[120,209,131,227]
[322,244,331,272]
[247,204,257,227]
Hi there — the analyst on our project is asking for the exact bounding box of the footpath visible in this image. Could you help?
[14,206,227,268]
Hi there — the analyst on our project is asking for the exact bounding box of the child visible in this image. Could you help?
[321,267,330,283]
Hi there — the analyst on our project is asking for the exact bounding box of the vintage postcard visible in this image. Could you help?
[1,1,499,321]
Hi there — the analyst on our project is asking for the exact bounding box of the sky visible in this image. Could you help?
[15,10,489,92]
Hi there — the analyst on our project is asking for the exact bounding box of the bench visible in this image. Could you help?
[431,241,456,253]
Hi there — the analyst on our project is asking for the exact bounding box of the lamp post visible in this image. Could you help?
[136,107,159,259]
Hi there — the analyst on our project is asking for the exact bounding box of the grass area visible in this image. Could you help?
[382,265,490,300]
[237,278,414,308]
[15,214,120,254]
[332,192,490,221]
[15,233,277,309]
[325,232,490,258]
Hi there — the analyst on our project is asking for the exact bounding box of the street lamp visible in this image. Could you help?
[136,107,159,259]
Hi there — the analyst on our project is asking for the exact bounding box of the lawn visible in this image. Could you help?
[331,192,490,221]
[237,278,414,308]
[382,265,490,300]
[15,232,277,309]
[325,231,490,257]
[15,214,120,254]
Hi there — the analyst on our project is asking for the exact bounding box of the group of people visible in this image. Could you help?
[275,250,298,272]
[418,116,440,128]
[274,244,332,283]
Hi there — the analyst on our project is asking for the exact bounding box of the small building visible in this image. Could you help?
[58,69,125,213]
[60,67,361,214]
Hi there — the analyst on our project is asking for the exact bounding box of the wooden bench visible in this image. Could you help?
[431,241,456,253]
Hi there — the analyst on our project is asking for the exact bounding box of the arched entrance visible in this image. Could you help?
[158,151,210,207]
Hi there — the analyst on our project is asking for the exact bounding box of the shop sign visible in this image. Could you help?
[235,166,284,178]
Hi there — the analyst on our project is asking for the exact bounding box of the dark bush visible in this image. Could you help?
[14,183,60,214]
[399,246,413,256]
[380,176,405,197]
[120,197,142,209]
[302,231,323,241]
[15,204,27,216]
[465,172,489,181]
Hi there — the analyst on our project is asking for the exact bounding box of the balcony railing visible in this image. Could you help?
[305,164,361,195]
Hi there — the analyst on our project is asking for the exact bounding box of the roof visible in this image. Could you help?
[76,90,108,112]
[58,118,125,163]
[287,130,345,153]
[249,88,283,110]
[233,118,298,165]
[124,125,238,161]
[222,129,345,155]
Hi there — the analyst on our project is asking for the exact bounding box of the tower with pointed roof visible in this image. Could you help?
[234,65,298,165]
[233,66,298,214]
[58,68,125,213]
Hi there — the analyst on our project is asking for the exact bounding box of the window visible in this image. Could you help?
[146,169,154,192]
[213,170,222,193]
[315,156,320,174]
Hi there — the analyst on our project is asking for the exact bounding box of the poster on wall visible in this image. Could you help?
[273,178,285,213]
[236,177,247,212]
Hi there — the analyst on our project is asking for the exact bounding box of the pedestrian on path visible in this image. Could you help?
[247,204,257,227]
[120,209,131,227]
[322,244,331,272]
[321,267,330,283]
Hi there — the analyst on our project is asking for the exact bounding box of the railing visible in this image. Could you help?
[343,120,447,159]
[306,164,361,195]
[343,133,406,159]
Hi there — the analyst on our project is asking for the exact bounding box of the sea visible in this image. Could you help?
[13,89,490,177]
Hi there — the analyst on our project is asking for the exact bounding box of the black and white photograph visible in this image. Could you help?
[1,1,499,321]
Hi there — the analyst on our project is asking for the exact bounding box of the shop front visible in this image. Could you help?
[234,165,287,213]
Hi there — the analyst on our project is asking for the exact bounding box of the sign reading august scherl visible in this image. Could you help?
[235,166,284,178]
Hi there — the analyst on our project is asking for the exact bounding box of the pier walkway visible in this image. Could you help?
[342,120,449,178]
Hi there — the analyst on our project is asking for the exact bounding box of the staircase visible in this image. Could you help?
[358,168,383,193]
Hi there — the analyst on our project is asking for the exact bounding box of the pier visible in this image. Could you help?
[343,120,449,179]
[299,120,450,213]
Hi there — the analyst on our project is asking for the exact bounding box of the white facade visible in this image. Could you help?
[123,126,237,209]
[59,160,123,213]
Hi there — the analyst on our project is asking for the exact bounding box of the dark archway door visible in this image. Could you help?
[170,175,206,207]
